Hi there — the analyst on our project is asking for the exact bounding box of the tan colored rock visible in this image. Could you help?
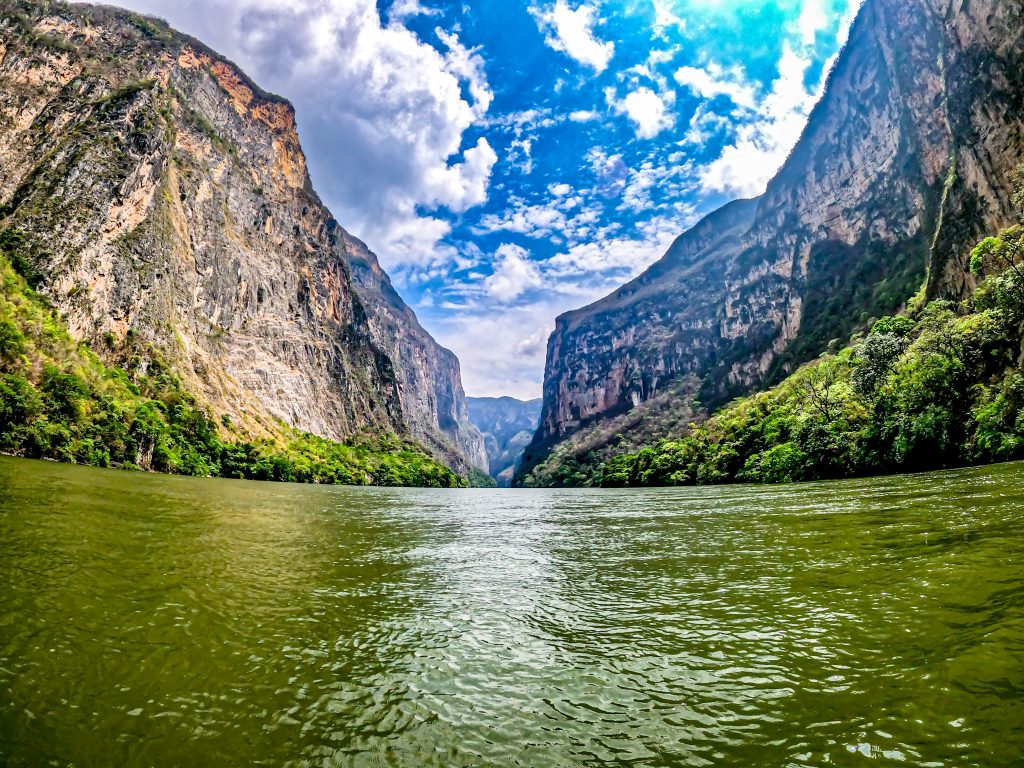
[0,1,486,475]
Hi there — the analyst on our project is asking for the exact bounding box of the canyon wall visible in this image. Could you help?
[0,0,485,474]
[520,0,1024,481]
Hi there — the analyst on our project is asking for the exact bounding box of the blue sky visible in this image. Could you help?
[75,0,863,397]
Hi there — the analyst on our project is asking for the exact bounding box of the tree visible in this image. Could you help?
[795,359,843,422]
[970,226,1024,301]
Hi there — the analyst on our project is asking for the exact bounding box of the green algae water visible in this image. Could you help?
[0,457,1022,767]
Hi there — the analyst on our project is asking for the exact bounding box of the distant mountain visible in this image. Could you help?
[0,0,486,478]
[518,0,1024,486]
[466,397,542,486]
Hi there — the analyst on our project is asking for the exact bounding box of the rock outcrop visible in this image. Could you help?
[466,397,541,486]
[0,0,485,474]
[519,0,1024,482]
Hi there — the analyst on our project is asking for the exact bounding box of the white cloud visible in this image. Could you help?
[619,159,695,214]
[476,196,570,239]
[549,183,572,196]
[608,86,675,139]
[796,0,828,45]
[427,301,565,398]
[674,63,757,110]
[692,47,818,197]
[837,0,866,46]
[651,0,686,39]
[434,27,493,117]
[73,0,495,269]
[648,46,679,66]
[486,244,543,302]
[685,104,731,145]
[569,109,602,122]
[486,108,558,133]
[507,137,535,174]
[533,1,615,73]
[389,0,441,21]
[543,213,690,278]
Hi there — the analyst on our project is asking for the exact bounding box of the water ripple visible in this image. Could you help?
[0,458,1022,766]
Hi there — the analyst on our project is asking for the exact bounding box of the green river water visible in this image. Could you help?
[0,455,1022,766]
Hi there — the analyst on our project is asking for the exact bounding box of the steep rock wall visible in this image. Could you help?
[520,0,1024,480]
[466,396,542,485]
[0,1,485,473]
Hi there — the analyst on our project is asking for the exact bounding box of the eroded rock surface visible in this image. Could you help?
[520,0,1024,482]
[0,1,485,474]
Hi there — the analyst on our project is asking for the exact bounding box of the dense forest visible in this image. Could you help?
[520,172,1024,489]
[0,228,465,488]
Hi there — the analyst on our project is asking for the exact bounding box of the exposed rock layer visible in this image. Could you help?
[520,0,1024,481]
[0,1,485,474]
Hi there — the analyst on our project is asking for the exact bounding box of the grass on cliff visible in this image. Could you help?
[587,232,1024,489]
[522,218,1024,489]
[0,229,464,488]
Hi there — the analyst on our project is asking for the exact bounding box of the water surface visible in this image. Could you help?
[1,456,1022,766]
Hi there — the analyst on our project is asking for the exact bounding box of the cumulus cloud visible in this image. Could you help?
[796,0,829,45]
[532,1,615,73]
[674,63,757,110]
[698,47,818,197]
[73,0,495,269]
[388,0,442,21]
[607,86,675,139]
[485,244,544,302]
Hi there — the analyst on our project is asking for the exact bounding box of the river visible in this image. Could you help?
[0,456,1022,766]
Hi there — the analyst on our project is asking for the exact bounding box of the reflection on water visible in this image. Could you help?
[0,457,1022,766]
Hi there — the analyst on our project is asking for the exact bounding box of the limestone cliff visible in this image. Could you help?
[345,234,487,473]
[520,0,1024,482]
[466,397,541,486]
[0,0,485,474]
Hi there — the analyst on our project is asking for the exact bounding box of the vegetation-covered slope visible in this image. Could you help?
[518,202,1024,488]
[0,0,485,478]
[0,228,463,487]
[519,0,1024,484]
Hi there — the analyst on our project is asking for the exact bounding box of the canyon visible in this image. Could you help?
[0,0,486,477]
[518,0,1024,484]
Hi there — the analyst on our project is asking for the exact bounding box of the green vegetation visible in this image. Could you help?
[94,78,157,107]
[519,379,701,487]
[589,223,1024,488]
[468,466,498,488]
[0,230,463,488]
[519,171,1024,489]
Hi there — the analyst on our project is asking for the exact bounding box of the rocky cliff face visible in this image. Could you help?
[466,397,541,486]
[0,0,485,474]
[520,0,1024,482]
[345,235,487,472]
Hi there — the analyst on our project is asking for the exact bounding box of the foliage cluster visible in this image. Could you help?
[591,228,1024,488]
[0,231,463,488]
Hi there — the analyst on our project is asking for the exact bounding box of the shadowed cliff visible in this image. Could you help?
[518,0,1024,485]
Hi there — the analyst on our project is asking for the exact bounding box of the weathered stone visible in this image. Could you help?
[520,0,1024,481]
[466,397,542,486]
[0,1,485,475]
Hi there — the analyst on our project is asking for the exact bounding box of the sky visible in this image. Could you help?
[73,0,863,398]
